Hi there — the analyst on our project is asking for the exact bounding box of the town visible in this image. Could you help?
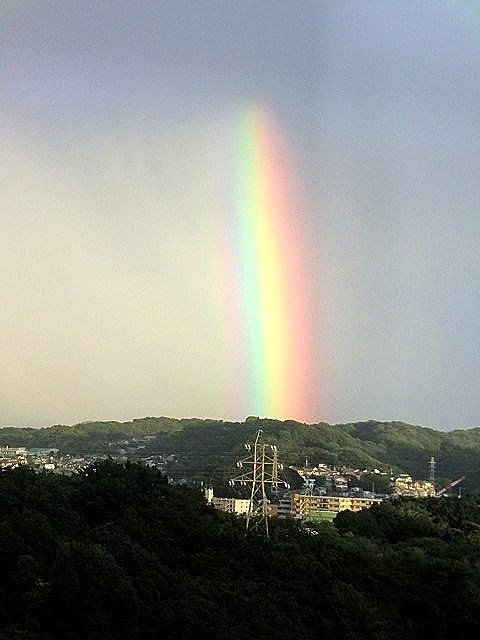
[1,429,464,526]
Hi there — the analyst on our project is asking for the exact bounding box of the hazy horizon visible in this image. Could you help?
[2,1,479,431]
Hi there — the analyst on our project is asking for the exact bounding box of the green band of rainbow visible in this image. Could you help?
[233,106,318,420]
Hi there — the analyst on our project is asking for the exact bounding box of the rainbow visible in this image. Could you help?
[230,106,318,422]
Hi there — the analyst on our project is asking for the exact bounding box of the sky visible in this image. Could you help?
[1,1,479,430]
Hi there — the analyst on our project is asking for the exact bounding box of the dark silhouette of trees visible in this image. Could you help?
[0,461,480,639]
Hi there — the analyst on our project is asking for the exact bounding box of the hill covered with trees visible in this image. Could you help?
[0,460,479,639]
[2,417,480,491]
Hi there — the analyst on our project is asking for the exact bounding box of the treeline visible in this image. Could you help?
[0,461,479,639]
[2,416,480,491]
[0,416,184,453]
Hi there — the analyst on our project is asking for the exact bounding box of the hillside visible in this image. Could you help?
[0,460,479,639]
[2,417,480,492]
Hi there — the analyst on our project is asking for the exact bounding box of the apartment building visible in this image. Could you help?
[289,493,382,519]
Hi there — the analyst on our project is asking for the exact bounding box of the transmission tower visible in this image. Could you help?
[229,429,289,538]
[428,456,436,488]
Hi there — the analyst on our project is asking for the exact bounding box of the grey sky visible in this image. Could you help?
[1,1,479,429]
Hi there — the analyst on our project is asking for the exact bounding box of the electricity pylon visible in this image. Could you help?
[428,456,436,488]
[229,429,289,538]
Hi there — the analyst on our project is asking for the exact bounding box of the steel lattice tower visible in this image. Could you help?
[229,429,289,538]
[428,456,436,488]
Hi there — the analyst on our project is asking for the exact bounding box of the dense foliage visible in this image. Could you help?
[0,461,479,639]
[2,416,480,491]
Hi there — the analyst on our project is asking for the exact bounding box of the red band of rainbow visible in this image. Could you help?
[232,106,319,421]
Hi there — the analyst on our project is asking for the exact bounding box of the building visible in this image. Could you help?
[393,475,436,497]
[211,497,251,515]
[276,496,294,518]
[204,488,251,516]
[289,493,382,520]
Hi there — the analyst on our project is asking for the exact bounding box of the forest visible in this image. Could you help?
[2,416,480,491]
[0,460,479,639]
